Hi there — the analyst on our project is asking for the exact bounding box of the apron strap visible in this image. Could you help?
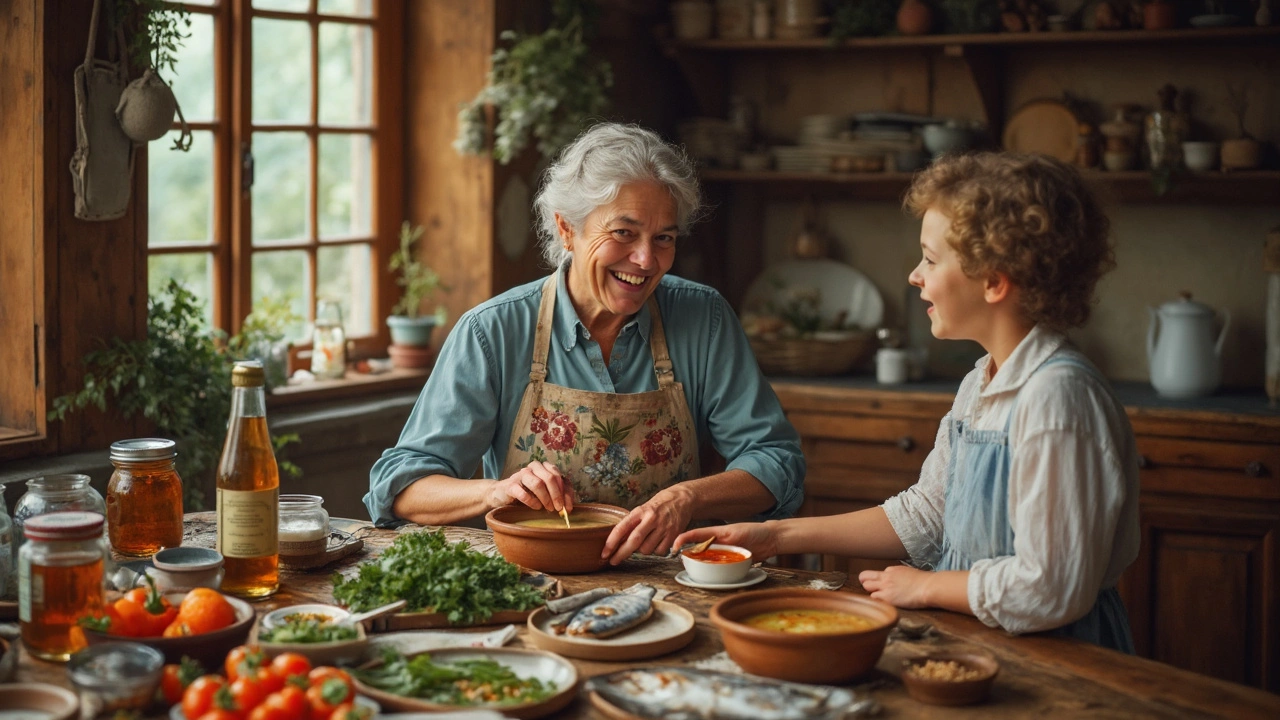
[646,295,676,388]
[84,0,102,69]
[529,274,559,382]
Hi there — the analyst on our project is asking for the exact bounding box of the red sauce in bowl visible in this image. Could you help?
[684,548,747,564]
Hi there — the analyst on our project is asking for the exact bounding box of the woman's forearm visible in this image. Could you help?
[769,506,909,560]
[672,469,779,521]
[391,474,494,526]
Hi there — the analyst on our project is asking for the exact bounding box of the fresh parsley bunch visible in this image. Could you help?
[331,530,545,625]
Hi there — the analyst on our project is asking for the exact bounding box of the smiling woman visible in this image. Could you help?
[367,123,805,567]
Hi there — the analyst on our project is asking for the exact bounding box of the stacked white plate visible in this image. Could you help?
[772,145,834,173]
[797,114,846,145]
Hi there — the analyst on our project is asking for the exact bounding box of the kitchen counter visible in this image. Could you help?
[10,515,1280,719]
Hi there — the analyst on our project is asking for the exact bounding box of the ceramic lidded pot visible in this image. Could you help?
[1147,292,1230,398]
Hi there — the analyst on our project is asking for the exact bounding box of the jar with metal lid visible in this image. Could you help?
[13,474,107,548]
[278,494,329,558]
[107,438,185,557]
[19,511,107,662]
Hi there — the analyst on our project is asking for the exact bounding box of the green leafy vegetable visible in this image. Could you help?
[330,530,545,625]
[259,617,359,644]
[354,649,551,706]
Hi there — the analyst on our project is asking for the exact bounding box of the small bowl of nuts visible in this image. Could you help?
[900,651,999,706]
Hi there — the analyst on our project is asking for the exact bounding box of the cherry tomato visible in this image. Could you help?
[182,675,228,720]
[305,679,352,720]
[327,703,371,720]
[226,645,266,682]
[160,657,206,704]
[196,710,241,720]
[248,704,290,720]
[305,668,353,695]
[269,653,312,685]
[229,676,267,716]
[266,686,309,720]
[253,665,285,695]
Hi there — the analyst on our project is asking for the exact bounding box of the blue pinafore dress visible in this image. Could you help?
[936,353,1135,653]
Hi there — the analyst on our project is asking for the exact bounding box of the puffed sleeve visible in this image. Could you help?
[364,313,502,526]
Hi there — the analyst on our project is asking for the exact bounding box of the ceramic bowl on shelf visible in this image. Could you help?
[486,503,629,574]
[709,588,898,684]
[922,123,975,158]
[1182,141,1219,172]
[900,651,1000,706]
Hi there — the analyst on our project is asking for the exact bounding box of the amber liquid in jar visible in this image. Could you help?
[21,557,104,662]
[108,458,184,556]
[217,408,280,598]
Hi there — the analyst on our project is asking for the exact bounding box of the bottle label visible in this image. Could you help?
[217,488,279,558]
[18,560,39,622]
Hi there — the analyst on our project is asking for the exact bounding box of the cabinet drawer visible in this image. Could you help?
[1136,436,1280,501]
[791,412,938,468]
[805,465,916,504]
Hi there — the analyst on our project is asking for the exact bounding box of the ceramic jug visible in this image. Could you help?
[1147,293,1230,399]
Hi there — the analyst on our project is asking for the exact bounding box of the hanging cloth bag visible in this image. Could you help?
[70,0,135,221]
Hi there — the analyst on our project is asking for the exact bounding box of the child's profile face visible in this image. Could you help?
[908,209,989,343]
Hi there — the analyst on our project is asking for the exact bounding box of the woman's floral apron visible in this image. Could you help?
[500,276,700,509]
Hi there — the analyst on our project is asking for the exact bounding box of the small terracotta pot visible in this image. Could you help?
[1220,137,1262,170]
[387,343,435,369]
[486,503,629,574]
[1143,1,1176,30]
[897,0,934,35]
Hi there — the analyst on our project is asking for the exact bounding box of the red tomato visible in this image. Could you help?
[269,653,312,684]
[305,679,352,720]
[253,665,285,695]
[305,668,353,695]
[226,645,266,682]
[267,686,309,720]
[327,704,371,720]
[182,676,228,720]
[160,657,206,704]
[229,676,267,716]
[196,710,241,720]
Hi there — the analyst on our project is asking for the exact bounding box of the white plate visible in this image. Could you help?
[526,599,696,661]
[674,567,768,591]
[744,259,884,332]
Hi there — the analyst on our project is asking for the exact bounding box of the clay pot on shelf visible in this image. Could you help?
[1143,0,1176,30]
[1220,137,1262,170]
[897,0,934,35]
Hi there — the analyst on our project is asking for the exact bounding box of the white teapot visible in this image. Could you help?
[1147,292,1230,399]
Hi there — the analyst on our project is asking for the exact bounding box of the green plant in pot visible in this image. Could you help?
[387,222,448,369]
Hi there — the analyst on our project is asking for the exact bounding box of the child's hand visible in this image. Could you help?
[858,565,933,608]
[670,522,778,560]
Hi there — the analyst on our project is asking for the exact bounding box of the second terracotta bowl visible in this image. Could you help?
[710,588,898,684]
[486,503,629,574]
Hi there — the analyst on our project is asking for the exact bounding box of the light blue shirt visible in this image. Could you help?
[365,267,805,526]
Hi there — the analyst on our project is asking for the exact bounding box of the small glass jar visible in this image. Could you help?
[278,495,329,558]
[311,299,347,380]
[13,474,107,547]
[107,438,185,557]
[19,511,107,662]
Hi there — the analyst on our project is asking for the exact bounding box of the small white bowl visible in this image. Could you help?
[150,547,224,593]
[261,604,351,631]
[1182,141,1219,172]
[680,544,753,585]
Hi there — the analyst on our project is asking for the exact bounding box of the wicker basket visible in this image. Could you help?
[749,332,876,376]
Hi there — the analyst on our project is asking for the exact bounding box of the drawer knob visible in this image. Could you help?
[1245,461,1266,478]
[1137,454,1151,470]
[897,435,915,453]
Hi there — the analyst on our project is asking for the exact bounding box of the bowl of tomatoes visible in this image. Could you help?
[165,648,377,720]
[81,582,253,668]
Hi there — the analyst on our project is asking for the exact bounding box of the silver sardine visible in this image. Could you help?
[564,585,656,638]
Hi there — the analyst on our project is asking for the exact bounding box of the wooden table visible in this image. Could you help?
[10,515,1280,719]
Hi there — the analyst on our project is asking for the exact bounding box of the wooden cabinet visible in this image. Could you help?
[773,379,1280,692]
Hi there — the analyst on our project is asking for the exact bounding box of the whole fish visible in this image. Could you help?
[564,584,656,638]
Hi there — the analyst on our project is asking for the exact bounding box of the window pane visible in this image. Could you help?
[252,18,311,124]
[150,130,214,245]
[318,133,371,239]
[251,132,310,244]
[317,244,372,336]
[253,0,309,11]
[252,250,310,342]
[169,13,215,122]
[149,253,214,328]
[318,0,372,17]
[319,22,372,125]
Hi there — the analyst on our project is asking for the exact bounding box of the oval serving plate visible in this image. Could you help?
[525,599,696,662]
[352,647,578,720]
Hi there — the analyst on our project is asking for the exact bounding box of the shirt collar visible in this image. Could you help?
[553,264,651,353]
[975,324,1068,397]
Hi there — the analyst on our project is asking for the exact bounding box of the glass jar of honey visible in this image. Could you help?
[18,511,107,662]
[107,438,185,557]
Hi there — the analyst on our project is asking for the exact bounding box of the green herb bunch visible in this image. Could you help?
[331,529,545,626]
[109,0,193,77]
[49,280,301,510]
[829,0,900,42]
[454,0,612,164]
[389,222,448,322]
[355,649,551,706]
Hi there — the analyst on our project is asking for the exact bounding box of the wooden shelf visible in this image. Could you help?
[671,26,1280,52]
[699,168,1280,204]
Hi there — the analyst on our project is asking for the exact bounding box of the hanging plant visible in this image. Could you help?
[454,0,613,165]
[110,0,194,151]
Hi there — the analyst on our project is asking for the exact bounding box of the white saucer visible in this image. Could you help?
[674,567,768,591]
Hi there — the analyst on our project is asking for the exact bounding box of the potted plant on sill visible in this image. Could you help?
[387,222,448,369]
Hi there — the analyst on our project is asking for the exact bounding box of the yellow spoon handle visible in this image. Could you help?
[560,507,571,529]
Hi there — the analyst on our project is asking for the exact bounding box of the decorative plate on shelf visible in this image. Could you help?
[1003,99,1079,163]
[743,258,884,332]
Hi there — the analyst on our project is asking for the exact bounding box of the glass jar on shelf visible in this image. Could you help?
[13,474,107,547]
[278,494,330,558]
[311,299,347,380]
[106,438,185,557]
[18,511,107,662]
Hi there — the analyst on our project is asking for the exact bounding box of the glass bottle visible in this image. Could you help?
[278,494,330,558]
[18,511,107,662]
[0,483,12,599]
[216,361,280,598]
[1145,84,1189,171]
[106,438,185,557]
[311,299,347,380]
[13,474,107,548]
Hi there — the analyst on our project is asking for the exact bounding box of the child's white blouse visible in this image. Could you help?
[882,324,1141,635]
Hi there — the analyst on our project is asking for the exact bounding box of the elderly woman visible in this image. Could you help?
[366,123,804,564]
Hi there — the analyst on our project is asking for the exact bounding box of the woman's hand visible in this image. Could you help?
[858,565,934,609]
[486,461,575,513]
[670,522,779,561]
[601,487,695,565]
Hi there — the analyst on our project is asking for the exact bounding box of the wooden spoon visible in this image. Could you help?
[559,507,571,529]
[686,535,716,555]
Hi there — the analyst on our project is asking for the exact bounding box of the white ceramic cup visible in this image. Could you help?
[681,543,753,584]
[1182,141,1219,172]
[876,348,908,385]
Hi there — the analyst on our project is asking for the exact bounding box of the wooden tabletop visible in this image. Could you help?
[10,515,1280,719]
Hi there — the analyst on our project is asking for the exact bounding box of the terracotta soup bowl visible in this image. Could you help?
[486,503,628,574]
[710,588,898,684]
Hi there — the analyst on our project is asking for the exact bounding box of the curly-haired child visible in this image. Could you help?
[675,153,1140,651]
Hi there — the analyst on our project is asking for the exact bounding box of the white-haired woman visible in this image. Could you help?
[367,123,804,564]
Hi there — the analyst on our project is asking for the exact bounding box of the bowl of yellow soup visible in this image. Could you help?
[486,503,628,574]
[710,588,898,683]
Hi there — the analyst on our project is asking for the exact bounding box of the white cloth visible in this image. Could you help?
[882,325,1141,634]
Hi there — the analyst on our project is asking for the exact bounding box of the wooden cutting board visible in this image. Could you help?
[1002,99,1080,162]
